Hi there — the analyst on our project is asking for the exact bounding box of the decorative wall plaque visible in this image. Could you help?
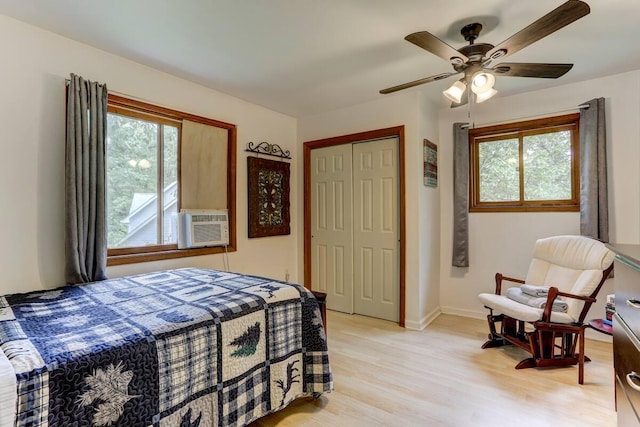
[247,157,290,238]
[424,139,437,187]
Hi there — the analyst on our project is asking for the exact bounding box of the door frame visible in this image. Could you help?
[303,126,406,327]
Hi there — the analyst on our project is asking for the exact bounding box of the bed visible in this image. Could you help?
[0,268,332,426]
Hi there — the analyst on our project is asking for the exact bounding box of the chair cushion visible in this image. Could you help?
[478,292,575,324]
[523,235,615,321]
[530,235,615,271]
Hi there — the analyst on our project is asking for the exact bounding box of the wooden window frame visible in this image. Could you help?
[469,113,580,213]
[106,94,237,265]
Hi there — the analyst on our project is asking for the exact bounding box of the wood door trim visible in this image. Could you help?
[303,126,406,327]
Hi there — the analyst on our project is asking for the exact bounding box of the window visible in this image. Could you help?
[106,95,236,265]
[106,111,179,248]
[469,114,579,212]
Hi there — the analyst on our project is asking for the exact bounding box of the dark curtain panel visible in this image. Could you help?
[579,98,609,242]
[452,123,469,267]
[65,74,108,284]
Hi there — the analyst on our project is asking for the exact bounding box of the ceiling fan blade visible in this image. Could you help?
[486,0,590,61]
[405,31,468,64]
[489,62,573,78]
[380,72,459,94]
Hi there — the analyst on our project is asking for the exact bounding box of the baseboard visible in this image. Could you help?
[439,306,612,344]
[440,306,487,320]
[585,328,612,343]
[405,306,441,330]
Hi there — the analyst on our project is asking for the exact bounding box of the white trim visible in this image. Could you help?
[441,305,612,343]
[585,328,612,343]
[440,306,487,320]
[405,307,441,330]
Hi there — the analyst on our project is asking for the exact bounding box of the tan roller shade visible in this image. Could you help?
[181,120,228,210]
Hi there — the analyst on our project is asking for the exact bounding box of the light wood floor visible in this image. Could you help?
[251,310,616,427]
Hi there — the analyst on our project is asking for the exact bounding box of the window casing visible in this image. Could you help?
[469,114,580,212]
[106,94,236,265]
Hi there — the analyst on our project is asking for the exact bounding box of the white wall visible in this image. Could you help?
[3,11,637,341]
[297,91,441,329]
[0,15,299,294]
[437,70,640,340]
[418,93,441,325]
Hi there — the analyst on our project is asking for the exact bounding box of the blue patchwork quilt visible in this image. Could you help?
[0,268,332,426]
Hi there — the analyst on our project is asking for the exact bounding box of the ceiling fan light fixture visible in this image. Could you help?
[380,1,589,105]
[443,80,466,103]
[475,88,498,103]
[471,72,495,94]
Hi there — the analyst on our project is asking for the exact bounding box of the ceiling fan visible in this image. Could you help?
[380,0,590,107]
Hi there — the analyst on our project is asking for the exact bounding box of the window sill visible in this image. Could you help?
[107,245,236,266]
[469,205,579,213]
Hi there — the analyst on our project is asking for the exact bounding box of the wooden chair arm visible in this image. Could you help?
[532,320,586,332]
[540,287,597,322]
[555,290,597,303]
[494,273,525,295]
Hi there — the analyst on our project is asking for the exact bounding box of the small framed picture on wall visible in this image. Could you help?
[424,139,437,187]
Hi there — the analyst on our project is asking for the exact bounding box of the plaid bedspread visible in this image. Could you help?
[0,268,332,426]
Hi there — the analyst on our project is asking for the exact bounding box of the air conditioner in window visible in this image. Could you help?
[177,209,229,249]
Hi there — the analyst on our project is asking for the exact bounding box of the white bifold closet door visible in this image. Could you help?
[310,143,354,314]
[310,137,399,322]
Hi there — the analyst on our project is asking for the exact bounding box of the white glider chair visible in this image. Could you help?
[478,235,615,384]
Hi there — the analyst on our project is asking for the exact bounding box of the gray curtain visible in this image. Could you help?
[452,123,469,267]
[579,98,609,242]
[65,74,108,284]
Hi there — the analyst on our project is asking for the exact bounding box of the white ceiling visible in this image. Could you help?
[1,0,639,118]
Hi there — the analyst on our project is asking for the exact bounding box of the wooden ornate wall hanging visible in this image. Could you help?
[247,156,290,238]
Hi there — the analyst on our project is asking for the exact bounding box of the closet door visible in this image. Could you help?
[310,144,354,314]
[352,138,399,322]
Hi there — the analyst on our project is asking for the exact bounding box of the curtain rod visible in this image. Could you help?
[66,78,160,105]
[460,104,590,129]
[65,78,196,119]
